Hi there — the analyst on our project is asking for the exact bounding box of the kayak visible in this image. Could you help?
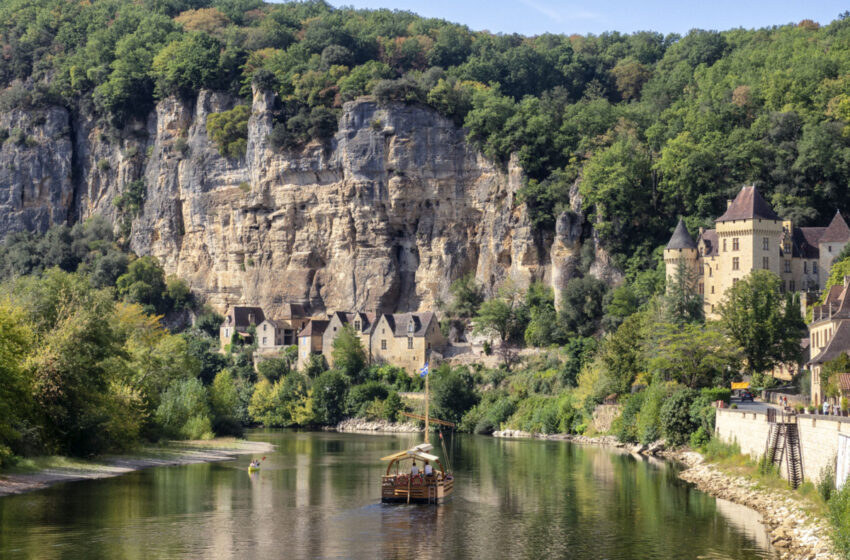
[248,466,260,473]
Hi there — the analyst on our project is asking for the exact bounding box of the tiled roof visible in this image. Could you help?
[224,306,265,328]
[792,227,824,259]
[278,303,308,318]
[298,319,329,337]
[716,186,781,223]
[382,312,436,338]
[810,321,850,365]
[331,311,376,334]
[821,211,850,243]
[840,373,850,393]
[666,219,697,250]
[812,283,850,323]
[698,229,718,257]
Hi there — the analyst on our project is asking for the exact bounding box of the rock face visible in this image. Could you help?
[0,88,607,315]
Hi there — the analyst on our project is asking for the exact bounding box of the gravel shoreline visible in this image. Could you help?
[333,418,422,433]
[493,429,835,559]
[0,439,274,498]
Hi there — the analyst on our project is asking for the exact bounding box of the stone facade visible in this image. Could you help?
[808,277,850,405]
[297,319,328,371]
[665,186,850,319]
[370,312,445,375]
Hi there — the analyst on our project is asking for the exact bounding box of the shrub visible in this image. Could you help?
[97,159,111,171]
[830,482,850,558]
[689,425,710,448]
[659,388,697,446]
[313,370,349,425]
[819,459,836,502]
[383,391,403,421]
[207,105,251,159]
[347,381,389,417]
[155,378,214,440]
[700,387,731,404]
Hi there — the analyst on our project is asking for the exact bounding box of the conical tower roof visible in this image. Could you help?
[716,185,781,222]
[821,210,850,243]
[666,219,697,250]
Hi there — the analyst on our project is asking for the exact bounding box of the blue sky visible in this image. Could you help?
[327,1,848,36]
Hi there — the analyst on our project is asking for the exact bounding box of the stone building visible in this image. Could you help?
[255,303,310,353]
[297,319,329,371]
[808,276,850,404]
[370,312,445,375]
[665,185,850,318]
[219,306,265,348]
[322,312,377,367]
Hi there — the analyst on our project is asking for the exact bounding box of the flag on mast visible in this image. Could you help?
[419,362,429,378]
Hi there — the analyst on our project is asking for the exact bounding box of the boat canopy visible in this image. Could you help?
[380,443,439,463]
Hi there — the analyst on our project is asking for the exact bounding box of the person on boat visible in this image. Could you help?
[424,461,433,477]
[250,459,260,469]
[411,461,419,476]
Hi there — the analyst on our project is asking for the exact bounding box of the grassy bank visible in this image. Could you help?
[0,438,272,497]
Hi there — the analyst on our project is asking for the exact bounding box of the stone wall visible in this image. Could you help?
[715,408,850,483]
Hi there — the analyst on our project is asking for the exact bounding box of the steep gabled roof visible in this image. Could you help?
[698,229,718,257]
[383,312,435,337]
[792,227,824,259]
[298,319,329,337]
[821,211,850,243]
[809,321,850,365]
[666,219,697,250]
[716,186,781,223]
[223,306,265,328]
[278,303,308,318]
[330,311,376,334]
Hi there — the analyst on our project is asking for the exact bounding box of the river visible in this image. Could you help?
[0,430,775,559]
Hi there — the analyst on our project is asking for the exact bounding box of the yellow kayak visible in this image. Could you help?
[248,466,260,473]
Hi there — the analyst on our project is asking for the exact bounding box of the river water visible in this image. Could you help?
[0,430,775,559]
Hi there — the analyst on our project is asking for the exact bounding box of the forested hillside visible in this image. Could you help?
[2,1,850,278]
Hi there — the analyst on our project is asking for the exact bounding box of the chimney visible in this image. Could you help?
[698,227,705,237]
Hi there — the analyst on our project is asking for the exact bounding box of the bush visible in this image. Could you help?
[155,378,214,440]
[612,392,645,443]
[819,460,836,502]
[659,388,697,446]
[700,387,731,404]
[383,391,403,421]
[689,425,710,448]
[206,105,250,159]
[313,370,349,425]
[347,381,389,417]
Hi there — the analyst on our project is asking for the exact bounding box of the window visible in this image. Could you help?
[711,286,715,294]
[382,328,385,334]
[723,239,727,252]
[733,278,739,286]
[829,246,833,253]
[763,257,769,270]
[263,324,267,332]
[732,238,739,251]
[784,260,791,273]
[763,237,769,250]
[813,262,819,274]
[408,338,413,349]
[700,247,704,256]
[804,262,808,274]
[732,257,739,270]
[354,320,361,331]
[699,284,704,295]
[333,327,337,332]
[262,337,267,345]
[790,280,796,292]
[381,340,387,350]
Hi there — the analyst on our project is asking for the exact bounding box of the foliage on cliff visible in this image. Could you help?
[2,1,850,269]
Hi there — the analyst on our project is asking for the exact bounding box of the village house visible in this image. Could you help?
[808,276,850,405]
[297,319,329,371]
[322,311,377,366]
[255,303,310,354]
[219,306,265,348]
[665,185,850,319]
[370,312,445,375]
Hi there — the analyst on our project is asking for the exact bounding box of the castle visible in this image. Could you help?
[664,185,850,318]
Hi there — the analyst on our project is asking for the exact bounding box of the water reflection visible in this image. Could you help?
[0,431,775,559]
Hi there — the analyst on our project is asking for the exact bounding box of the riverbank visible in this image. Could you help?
[0,438,273,498]
[493,429,835,559]
[333,418,421,433]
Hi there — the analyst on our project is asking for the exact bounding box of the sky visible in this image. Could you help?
[326,0,849,36]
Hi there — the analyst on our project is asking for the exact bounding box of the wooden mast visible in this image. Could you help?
[424,370,429,442]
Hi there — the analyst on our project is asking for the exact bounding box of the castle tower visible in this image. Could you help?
[713,186,784,311]
[664,219,698,292]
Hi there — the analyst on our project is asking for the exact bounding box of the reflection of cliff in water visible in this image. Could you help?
[714,498,775,555]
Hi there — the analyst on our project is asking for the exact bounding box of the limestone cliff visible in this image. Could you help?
[0,89,608,315]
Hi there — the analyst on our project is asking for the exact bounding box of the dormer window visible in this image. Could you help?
[354,320,361,331]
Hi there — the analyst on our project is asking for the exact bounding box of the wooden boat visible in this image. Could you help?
[380,364,454,504]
